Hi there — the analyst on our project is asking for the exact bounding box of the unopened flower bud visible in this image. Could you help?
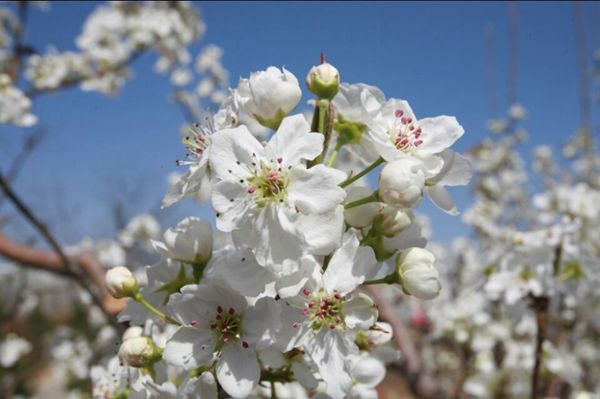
[344,186,381,228]
[379,158,425,208]
[118,336,158,368]
[162,217,213,264]
[105,266,138,299]
[306,62,340,100]
[395,248,440,300]
[122,326,144,341]
[380,206,412,237]
[237,66,302,130]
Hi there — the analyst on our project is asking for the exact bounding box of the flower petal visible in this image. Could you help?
[163,327,215,370]
[288,165,347,214]
[212,180,251,232]
[417,115,464,155]
[344,293,378,330]
[323,232,378,294]
[266,114,323,167]
[426,185,458,215]
[209,125,264,180]
[216,343,260,398]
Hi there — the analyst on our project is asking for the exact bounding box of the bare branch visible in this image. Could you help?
[0,171,125,329]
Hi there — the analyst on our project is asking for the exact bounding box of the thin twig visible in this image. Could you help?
[0,171,124,330]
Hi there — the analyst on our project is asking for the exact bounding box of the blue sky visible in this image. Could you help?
[1,1,598,244]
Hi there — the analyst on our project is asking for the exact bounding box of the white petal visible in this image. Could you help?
[432,149,473,186]
[351,353,386,387]
[305,330,357,398]
[417,115,464,155]
[178,372,218,399]
[242,297,281,348]
[212,180,251,232]
[216,343,260,398]
[323,232,378,294]
[288,165,347,214]
[164,327,215,369]
[266,114,323,167]
[208,125,264,180]
[234,205,302,267]
[298,206,344,256]
[344,293,378,329]
[426,185,458,215]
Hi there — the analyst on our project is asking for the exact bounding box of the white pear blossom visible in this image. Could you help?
[379,157,426,208]
[279,232,379,397]
[396,247,441,300]
[164,282,281,398]
[237,66,302,129]
[209,114,347,267]
[153,217,213,264]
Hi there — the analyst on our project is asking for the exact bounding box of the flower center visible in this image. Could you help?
[298,288,345,331]
[246,157,289,207]
[177,120,213,166]
[390,109,423,152]
[209,305,246,349]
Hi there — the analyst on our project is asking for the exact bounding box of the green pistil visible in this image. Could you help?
[247,166,289,207]
[303,289,345,331]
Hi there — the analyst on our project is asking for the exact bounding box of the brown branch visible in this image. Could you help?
[364,286,444,399]
[0,233,124,315]
[0,171,125,329]
[530,295,549,399]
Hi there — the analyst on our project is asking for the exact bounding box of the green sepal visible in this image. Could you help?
[253,108,287,130]
[334,115,367,147]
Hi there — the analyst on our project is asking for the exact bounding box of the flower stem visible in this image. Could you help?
[340,157,384,188]
[362,274,395,285]
[133,292,181,325]
[326,146,340,167]
[344,190,379,210]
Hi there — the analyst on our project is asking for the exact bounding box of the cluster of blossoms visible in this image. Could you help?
[411,103,600,397]
[1,1,228,130]
[97,61,471,398]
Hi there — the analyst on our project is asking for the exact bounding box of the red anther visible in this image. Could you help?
[315,311,323,318]
[302,308,310,315]
[334,292,342,300]
[217,306,223,313]
[409,125,415,131]
[308,302,314,308]
[414,140,423,146]
[401,117,408,124]
[216,314,222,320]
[406,117,413,124]
[329,324,336,329]
[189,320,198,326]
[267,171,279,181]
[277,157,283,164]
[395,109,404,118]
[242,341,249,348]
[210,323,217,329]
[248,186,256,194]
[223,336,229,343]
[228,307,235,315]
[303,288,311,296]
[335,316,342,323]
[292,322,300,328]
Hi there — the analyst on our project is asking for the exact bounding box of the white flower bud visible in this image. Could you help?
[396,248,441,300]
[162,217,213,264]
[122,326,144,341]
[379,158,425,208]
[306,62,340,100]
[238,66,302,129]
[105,266,138,299]
[118,337,156,368]
[380,206,412,237]
[344,186,381,228]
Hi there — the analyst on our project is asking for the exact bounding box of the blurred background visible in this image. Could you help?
[1,2,600,398]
